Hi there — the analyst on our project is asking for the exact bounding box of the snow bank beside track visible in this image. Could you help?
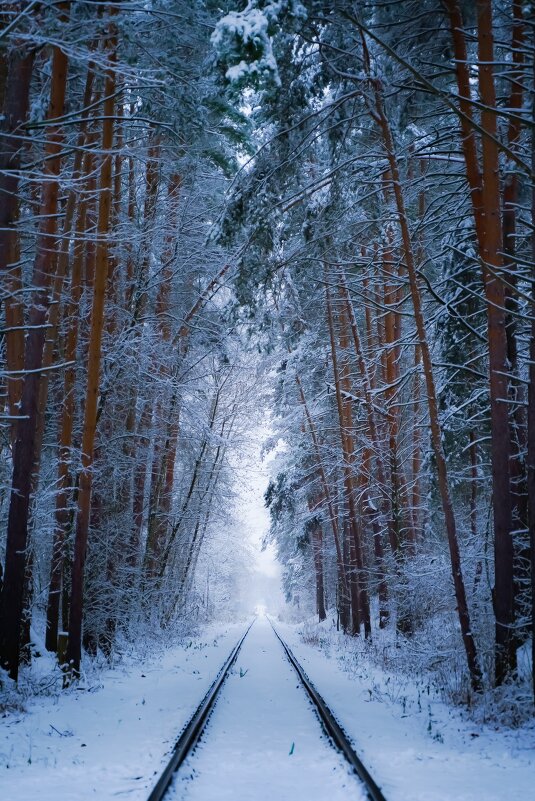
[277,620,535,801]
[0,623,246,801]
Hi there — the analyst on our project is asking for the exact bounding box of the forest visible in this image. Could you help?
[1,1,534,781]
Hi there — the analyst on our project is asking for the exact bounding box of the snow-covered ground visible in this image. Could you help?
[2,615,533,801]
[169,616,364,801]
[278,619,535,801]
[0,623,246,801]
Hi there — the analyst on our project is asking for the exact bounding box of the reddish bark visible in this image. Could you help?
[0,45,35,438]
[366,60,482,689]
[325,268,371,637]
[66,22,117,678]
[35,61,95,484]
[45,146,93,652]
[477,0,516,682]
[0,34,69,679]
[295,372,349,606]
[338,273,389,625]
[444,0,515,684]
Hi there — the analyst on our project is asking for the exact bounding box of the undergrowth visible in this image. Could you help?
[298,613,534,730]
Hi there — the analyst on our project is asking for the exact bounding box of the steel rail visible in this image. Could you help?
[146,618,255,801]
[269,618,388,801]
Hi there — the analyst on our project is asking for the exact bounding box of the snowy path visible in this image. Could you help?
[169,617,365,801]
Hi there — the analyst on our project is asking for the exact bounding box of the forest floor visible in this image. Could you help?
[0,616,534,801]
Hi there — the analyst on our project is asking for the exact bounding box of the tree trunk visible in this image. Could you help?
[0,46,35,438]
[476,0,515,683]
[0,35,69,679]
[325,267,371,637]
[65,23,117,678]
[308,494,327,622]
[295,372,349,604]
[33,59,95,478]
[527,15,535,705]
[444,0,514,686]
[45,148,92,652]
[368,67,482,690]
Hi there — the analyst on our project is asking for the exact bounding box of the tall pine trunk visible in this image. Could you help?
[367,62,482,690]
[65,21,117,678]
[527,16,535,705]
[0,45,34,437]
[325,267,371,637]
[0,37,68,679]
[444,0,515,685]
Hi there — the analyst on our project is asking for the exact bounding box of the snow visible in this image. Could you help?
[2,615,533,801]
[211,5,282,88]
[169,616,365,801]
[277,620,535,801]
[0,624,246,801]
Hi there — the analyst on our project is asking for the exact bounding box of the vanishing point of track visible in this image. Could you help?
[146,618,388,801]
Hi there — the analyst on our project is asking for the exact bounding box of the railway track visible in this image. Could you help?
[146,619,254,801]
[146,617,387,801]
[268,618,388,801]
